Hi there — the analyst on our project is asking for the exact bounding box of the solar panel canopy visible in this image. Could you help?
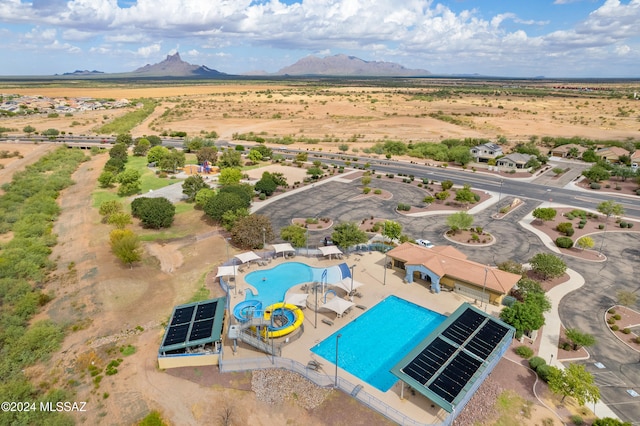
[390,303,514,413]
[159,297,226,355]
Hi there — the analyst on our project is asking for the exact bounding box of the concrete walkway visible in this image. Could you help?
[521,219,620,420]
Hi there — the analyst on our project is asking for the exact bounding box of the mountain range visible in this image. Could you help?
[62,52,430,78]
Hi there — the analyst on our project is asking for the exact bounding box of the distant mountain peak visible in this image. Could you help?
[132,52,224,77]
[275,54,430,77]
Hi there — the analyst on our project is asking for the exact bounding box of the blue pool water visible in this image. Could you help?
[311,296,446,392]
[245,262,343,307]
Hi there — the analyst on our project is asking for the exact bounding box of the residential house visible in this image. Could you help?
[496,153,535,169]
[549,143,586,158]
[596,146,630,163]
[631,150,640,169]
[385,243,520,306]
[470,143,503,163]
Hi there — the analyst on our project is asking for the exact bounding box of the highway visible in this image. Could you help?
[1,135,637,217]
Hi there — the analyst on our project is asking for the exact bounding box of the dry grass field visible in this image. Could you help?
[1,80,639,425]
[3,81,639,154]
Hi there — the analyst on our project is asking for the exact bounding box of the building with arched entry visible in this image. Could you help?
[386,243,520,306]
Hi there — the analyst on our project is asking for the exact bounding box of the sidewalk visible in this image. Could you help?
[521,219,620,420]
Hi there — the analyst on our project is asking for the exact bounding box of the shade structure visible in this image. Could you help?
[234,251,261,264]
[215,266,237,277]
[334,277,365,294]
[272,243,295,257]
[318,245,343,259]
[322,297,354,317]
[285,293,309,307]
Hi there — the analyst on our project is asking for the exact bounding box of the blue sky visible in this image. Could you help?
[1,0,639,77]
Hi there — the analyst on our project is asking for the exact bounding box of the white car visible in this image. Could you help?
[416,239,434,248]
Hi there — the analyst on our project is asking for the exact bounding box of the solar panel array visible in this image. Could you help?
[162,300,219,350]
[398,306,510,406]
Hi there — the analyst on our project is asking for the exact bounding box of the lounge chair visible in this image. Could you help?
[356,304,367,310]
[322,318,334,326]
[307,360,321,371]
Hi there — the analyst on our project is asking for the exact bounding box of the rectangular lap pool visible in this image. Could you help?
[311,295,446,392]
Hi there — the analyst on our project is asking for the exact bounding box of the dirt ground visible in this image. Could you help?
[2,79,638,426]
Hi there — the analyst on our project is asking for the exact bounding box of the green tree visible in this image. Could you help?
[131,197,175,229]
[597,200,624,219]
[147,145,170,164]
[183,136,204,153]
[338,144,349,152]
[146,135,162,146]
[576,236,595,251]
[196,146,218,165]
[99,200,123,221]
[109,142,129,163]
[547,363,600,406]
[133,138,151,156]
[454,184,475,204]
[195,188,216,208]
[532,207,557,222]
[280,225,307,248]
[295,152,308,163]
[529,253,567,280]
[581,149,598,162]
[204,192,250,222]
[441,180,454,191]
[382,220,402,241]
[448,145,473,165]
[592,419,632,426]
[110,229,142,267]
[116,169,141,197]
[331,222,368,250]
[115,133,133,146]
[498,260,525,276]
[107,212,132,229]
[104,157,126,174]
[218,168,243,186]
[182,174,208,202]
[361,175,372,186]
[230,214,274,249]
[255,172,278,196]
[42,128,60,137]
[221,207,249,231]
[158,149,185,173]
[512,277,544,301]
[248,149,263,163]
[500,300,546,339]
[582,165,610,182]
[564,328,596,351]
[446,211,474,232]
[98,170,116,188]
[253,145,273,158]
[23,125,35,136]
[218,148,242,169]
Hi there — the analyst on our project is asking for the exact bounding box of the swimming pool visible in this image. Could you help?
[311,295,446,392]
[244,262,344,307]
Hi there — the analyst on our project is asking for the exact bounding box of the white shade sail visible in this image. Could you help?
[322,297,354,317]
[318,246,342,257]
[334,277,365,293]
[216,266,237,277]
[285,293,309,307]
[234,251,261,264]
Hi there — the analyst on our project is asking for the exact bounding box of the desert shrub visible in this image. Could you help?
[387,173,394,179]
[623,328,631,334]
[607,317,616,324]
[578,223,585,229]
[397,203,411,211]
[614,314,621,320]
[555,237,574,248]
[636,189,640,196]
[635,336,640,344]
[259,193,266,200]
[599,223,605,229]
[528,356,546,370]
[608,308,616,314]
[611,325,619,331]
[536,364,552,382]
[590,182,601,189]
[363,187,371,194]
[556,222,575,236]
[515,346,534,359]
[570,414,584,425]
[620,222,628,228]
[628,223,634,228]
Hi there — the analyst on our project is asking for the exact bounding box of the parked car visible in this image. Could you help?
[416,239,434,248]
[322,236,334,246]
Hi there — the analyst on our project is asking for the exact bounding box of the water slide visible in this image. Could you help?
[262,303,304,339]
[233,300,262,322]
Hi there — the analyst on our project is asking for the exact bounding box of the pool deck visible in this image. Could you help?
[222,251,503,425]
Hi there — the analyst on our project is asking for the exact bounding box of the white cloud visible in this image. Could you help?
[615,44,631,55]
[135,43,162,58]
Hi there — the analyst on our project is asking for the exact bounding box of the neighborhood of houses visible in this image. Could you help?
[0,94,130,115]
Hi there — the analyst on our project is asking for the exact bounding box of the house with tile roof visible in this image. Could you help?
[386,243,521,306]
[496,153,535,170]
[596,146,630,163]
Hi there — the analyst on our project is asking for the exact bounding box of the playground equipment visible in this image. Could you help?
[262,303,304,339]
